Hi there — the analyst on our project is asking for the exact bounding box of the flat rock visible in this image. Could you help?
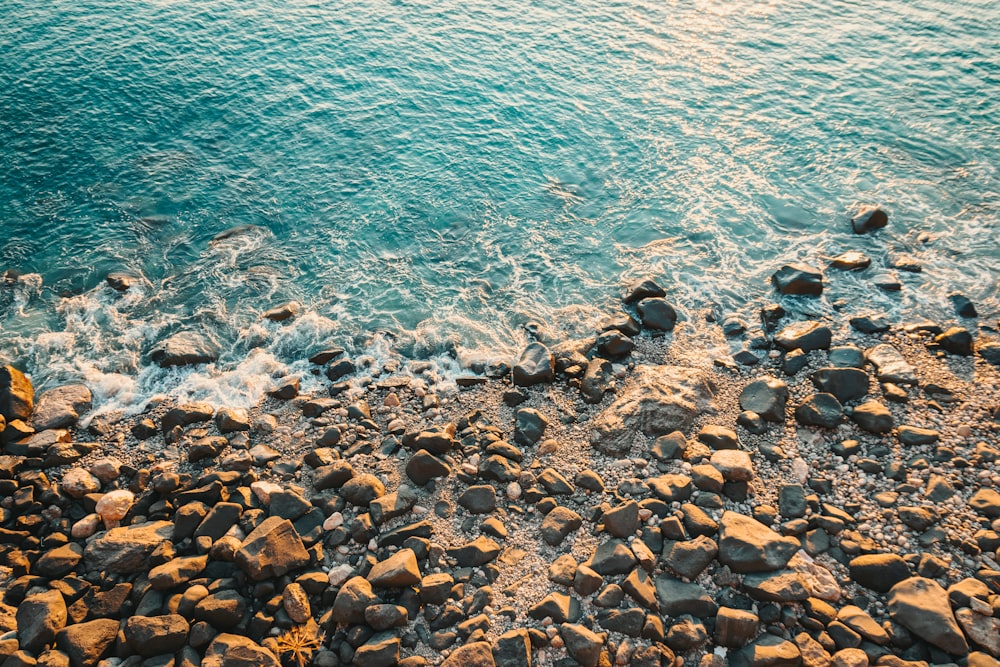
[829,250,871,271]
[235,516,310,581]
[149,331,219,367]
[718,511,799,573]
[0,365,33,422]
[84,520,173,574]
[31,384,92,430]
[887,577,968,656]
[648,474,693,502]
[591,365,715,456]
[741,570,810,602]
[772,264,824,296]
[202,633,280,667]
[738,376,788,422]
[161,402,214,434]
[512,342,554,386]
[795,393,844,428]
[775,321,832,352]
[811,368,869,404]
[866,344,917,385]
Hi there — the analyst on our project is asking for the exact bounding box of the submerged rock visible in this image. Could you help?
[851,206,888,234]
[771,264,824,296]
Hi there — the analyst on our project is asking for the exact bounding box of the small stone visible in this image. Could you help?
[851,400,893,433]
[541,506,584,546]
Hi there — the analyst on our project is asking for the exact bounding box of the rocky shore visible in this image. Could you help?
[2,223,1000,666]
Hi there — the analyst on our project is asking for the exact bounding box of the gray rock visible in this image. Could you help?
[31,384,91,431]
[17,589,67,653]
[738,376,788,422]
[650,431,687,460]
[597,330,634,357]
[979,342,1000,366]
[771,264,823,295]
[529,592,581,623]
[602,500,639,538]
[442,641,496,667]
[887,577,968,655]
[493,629,531,667]
[84,520,174,574]
[715,607,759,648]
[541,506,584,546]
[447,536,501,567]
[718,511,799,573]
[866,344,917,385]
[590,365,715,456]
[512,342,555,386]
[353,633,400,667]
[149,332,219,367]
[161,402,214,434]
[778,484,806,519]
[561,623,606,667]
[458,485,496,514]
[405,450,451,486]
[851,400,893,433]
[193,589,247,629]
[935,326,974,356]
[332,576,379,625]
[514,408,548,445]
[235,516,310,581]
[741,570,810,602]
[663,536,718,579]
[897,425,939,446]
[775,321,832,352]
[215,407,250,432]
[588,539,638,575]
[955,608,1000,658]
[698,424,739,450]
[312,460,354,490]
[795,393,844,428]
[0,365,33,423]
[654,576,718,618]
[850,314,891,334]
[851,206,888,234]
[811,367,869,404]
[538,467,575,495]
[581,357,614,404]
[638,298,678,331]
[340,473,385,506]
[623,277,666,304]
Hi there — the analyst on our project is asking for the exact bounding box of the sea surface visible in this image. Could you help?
[1,0,997,414]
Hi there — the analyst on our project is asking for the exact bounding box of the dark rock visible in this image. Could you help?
[512,342,554,386]
[851,400,893,433]
[313,461,354,490]
[698,424,739,450]
[31,385,91,431]
[969,488,1000,519]
[17,589,66,653]
[54,618,119,667]
[514,408,548,446]
[979,342,1000,366]
[778,484,806,519]
[663,535,718,580]
[457,485,496,514]
[538,467,575,495]
[851,206,888,234]
[268,376,300,399]
[84,520,174,574]
[590,365,715,456]
[654,576,718,618]
[124,614,190,657]
[235,516,310,581]
[332,576,379,625]
[588,539,638,575]
[738,376,788,422]
[602,500,639,538]
[775,321,832,352]
[623,277,666,304]
[735,633,801,667]
[149,332,218,367]
[0,366,33,423]
[353,633,400,667]
[949,293,978,318]
[149,555,208,590]
[737,410,767,434]
[718,511,799,573]
[897,425,939,446]
[771,264,823,296]
[850,314,891,333]
[794,393,844,428]
[308,347,344,365]
[367,549,421,587]
[215,407,250,432]
[741,570,810,602]
[715,607,759,648]
[106,272,133,291]
[193,590,247,629]
[33,542,83,578]
[447,536,501,567]
[887,577,968,656]
[637,298,678,331]
[811,367,869,404]
[540,506,583,546]
[340,473,385,506]
[934,327,974,356]
[263,302,298,321]
[201,633,280,667]
[871,271,902,291]
[406,423,456,454]
[597,330,634,357]
[325,358,356,381]
[405,450,451,486]
[529,592,580,624]
[666,615,709,651]
[581,358,614,404]
[561,623,605,667]
[782,349,809,375]
[648,474,692,503]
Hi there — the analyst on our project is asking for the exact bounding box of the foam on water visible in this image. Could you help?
[1,0,997,412]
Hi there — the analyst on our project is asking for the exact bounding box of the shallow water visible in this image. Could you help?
[1,0,997,412]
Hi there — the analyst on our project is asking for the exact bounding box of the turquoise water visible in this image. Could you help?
[1,0,997,411]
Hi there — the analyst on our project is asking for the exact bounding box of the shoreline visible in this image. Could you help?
[1,266,1000,667]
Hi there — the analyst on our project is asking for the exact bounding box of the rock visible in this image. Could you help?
[851,206,888,234]
[897,425,939,446]
[541,506,584,546]
[538,467,575,495]
[441,641,495,667]
[529,592,581,623]
[512,342,554,386]
[718,511,799,573]
[935,327,974,356]
[124,615,190,657]
[235,516,310,581]
[738,376,788,422]
[597,330,634,357]
[581,357,614,404]
[795,393,844,428]
[698,424,739,450]
[202,633,280,667]
[772,264,824,295]
[638,298,678,331]
[711,450,754,482]
[447,536,501,567]
[850,314,890,334]
[458,485,496,514]
[778,484,806,518]
[514,408,548,446]
[312,461,354,490]
[851,400,893,433]
[60,468,101,498]
[887,577,968,655]
[866,344,917,385]
[654,576,718,618]
[325,358,356,381]
[31,385,91,430]
[648,474,693,503]
[406,423,456,454]
[969,488,1000,519]
[367,548,421,587]
[829,251,871,271]
[493,629,531,667]
[715,607,759,648]
[54,618,119,667]
[954,608,1000,658]
[602,500,639,538]
[590,365,716,456]
[0,365,33,422]
[95,488,134,527]
[149,555,208,590]
[663,535,718,579]
[149,332,218,367]
[561,623,606,667]
[623,277,666,304]
[34,542,83,578]
[340,474,385,506]
[282,583,311,624]
[365,604,408,631]
[588,539,638,575]
[332,576,379,625]
[263,302,299,321]
[737,633,801,667]
[17,590,67,653]
[849,554,911,593]
[838,605,890,645]
[106,272,133,291]
[742,570,810,602]
[405,450,451,486]
[775,321,832,352]
[84,520,173,574]
[979,342,1000,366]
[811,368,869,404]
[161,402,214,434]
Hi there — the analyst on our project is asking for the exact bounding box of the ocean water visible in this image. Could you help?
[1,0,997,413]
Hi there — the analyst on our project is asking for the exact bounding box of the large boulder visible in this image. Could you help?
[590,365,716,456]
[0,365,33,422]
[31,384,92,430]
[718,511,799,573]
[887,577,968,655]
[512,342,554,386]
[55,618,119,666]
[84,520,174,575]
[149,331,219,367]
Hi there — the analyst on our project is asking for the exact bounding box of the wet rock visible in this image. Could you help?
[775,321,832,352]
[368,548,421,587]
[638,298,678,331]
[851,400,893,433]
[935,327,974,356]
[124,615,190,657]
[887,577,968,655]
[795,393,844,428]
[850,314,891,334]
[851,206,888,234]
[106,272,133,291]
[514,408,548,446]
[829,251,871,271]
[235,516,310,581]
[84,520,174,574]
[590,365,716,456]
[17,589,67,653]
[263,301,299,321]
[866,344,916,385]
[55,618,119,667]
[597,330,634,357]
[202,633,280,667]
[150,332,219,367]
[718,511,799,573]
[512,342,555,386]
[811,368,869,404]
[325,358,356,381]
[623,277,666,304]
[738,376,788,422]
[541,506,583,546]
[31,384,91,431]
[772,264,824,296]
[0,365,33,422]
